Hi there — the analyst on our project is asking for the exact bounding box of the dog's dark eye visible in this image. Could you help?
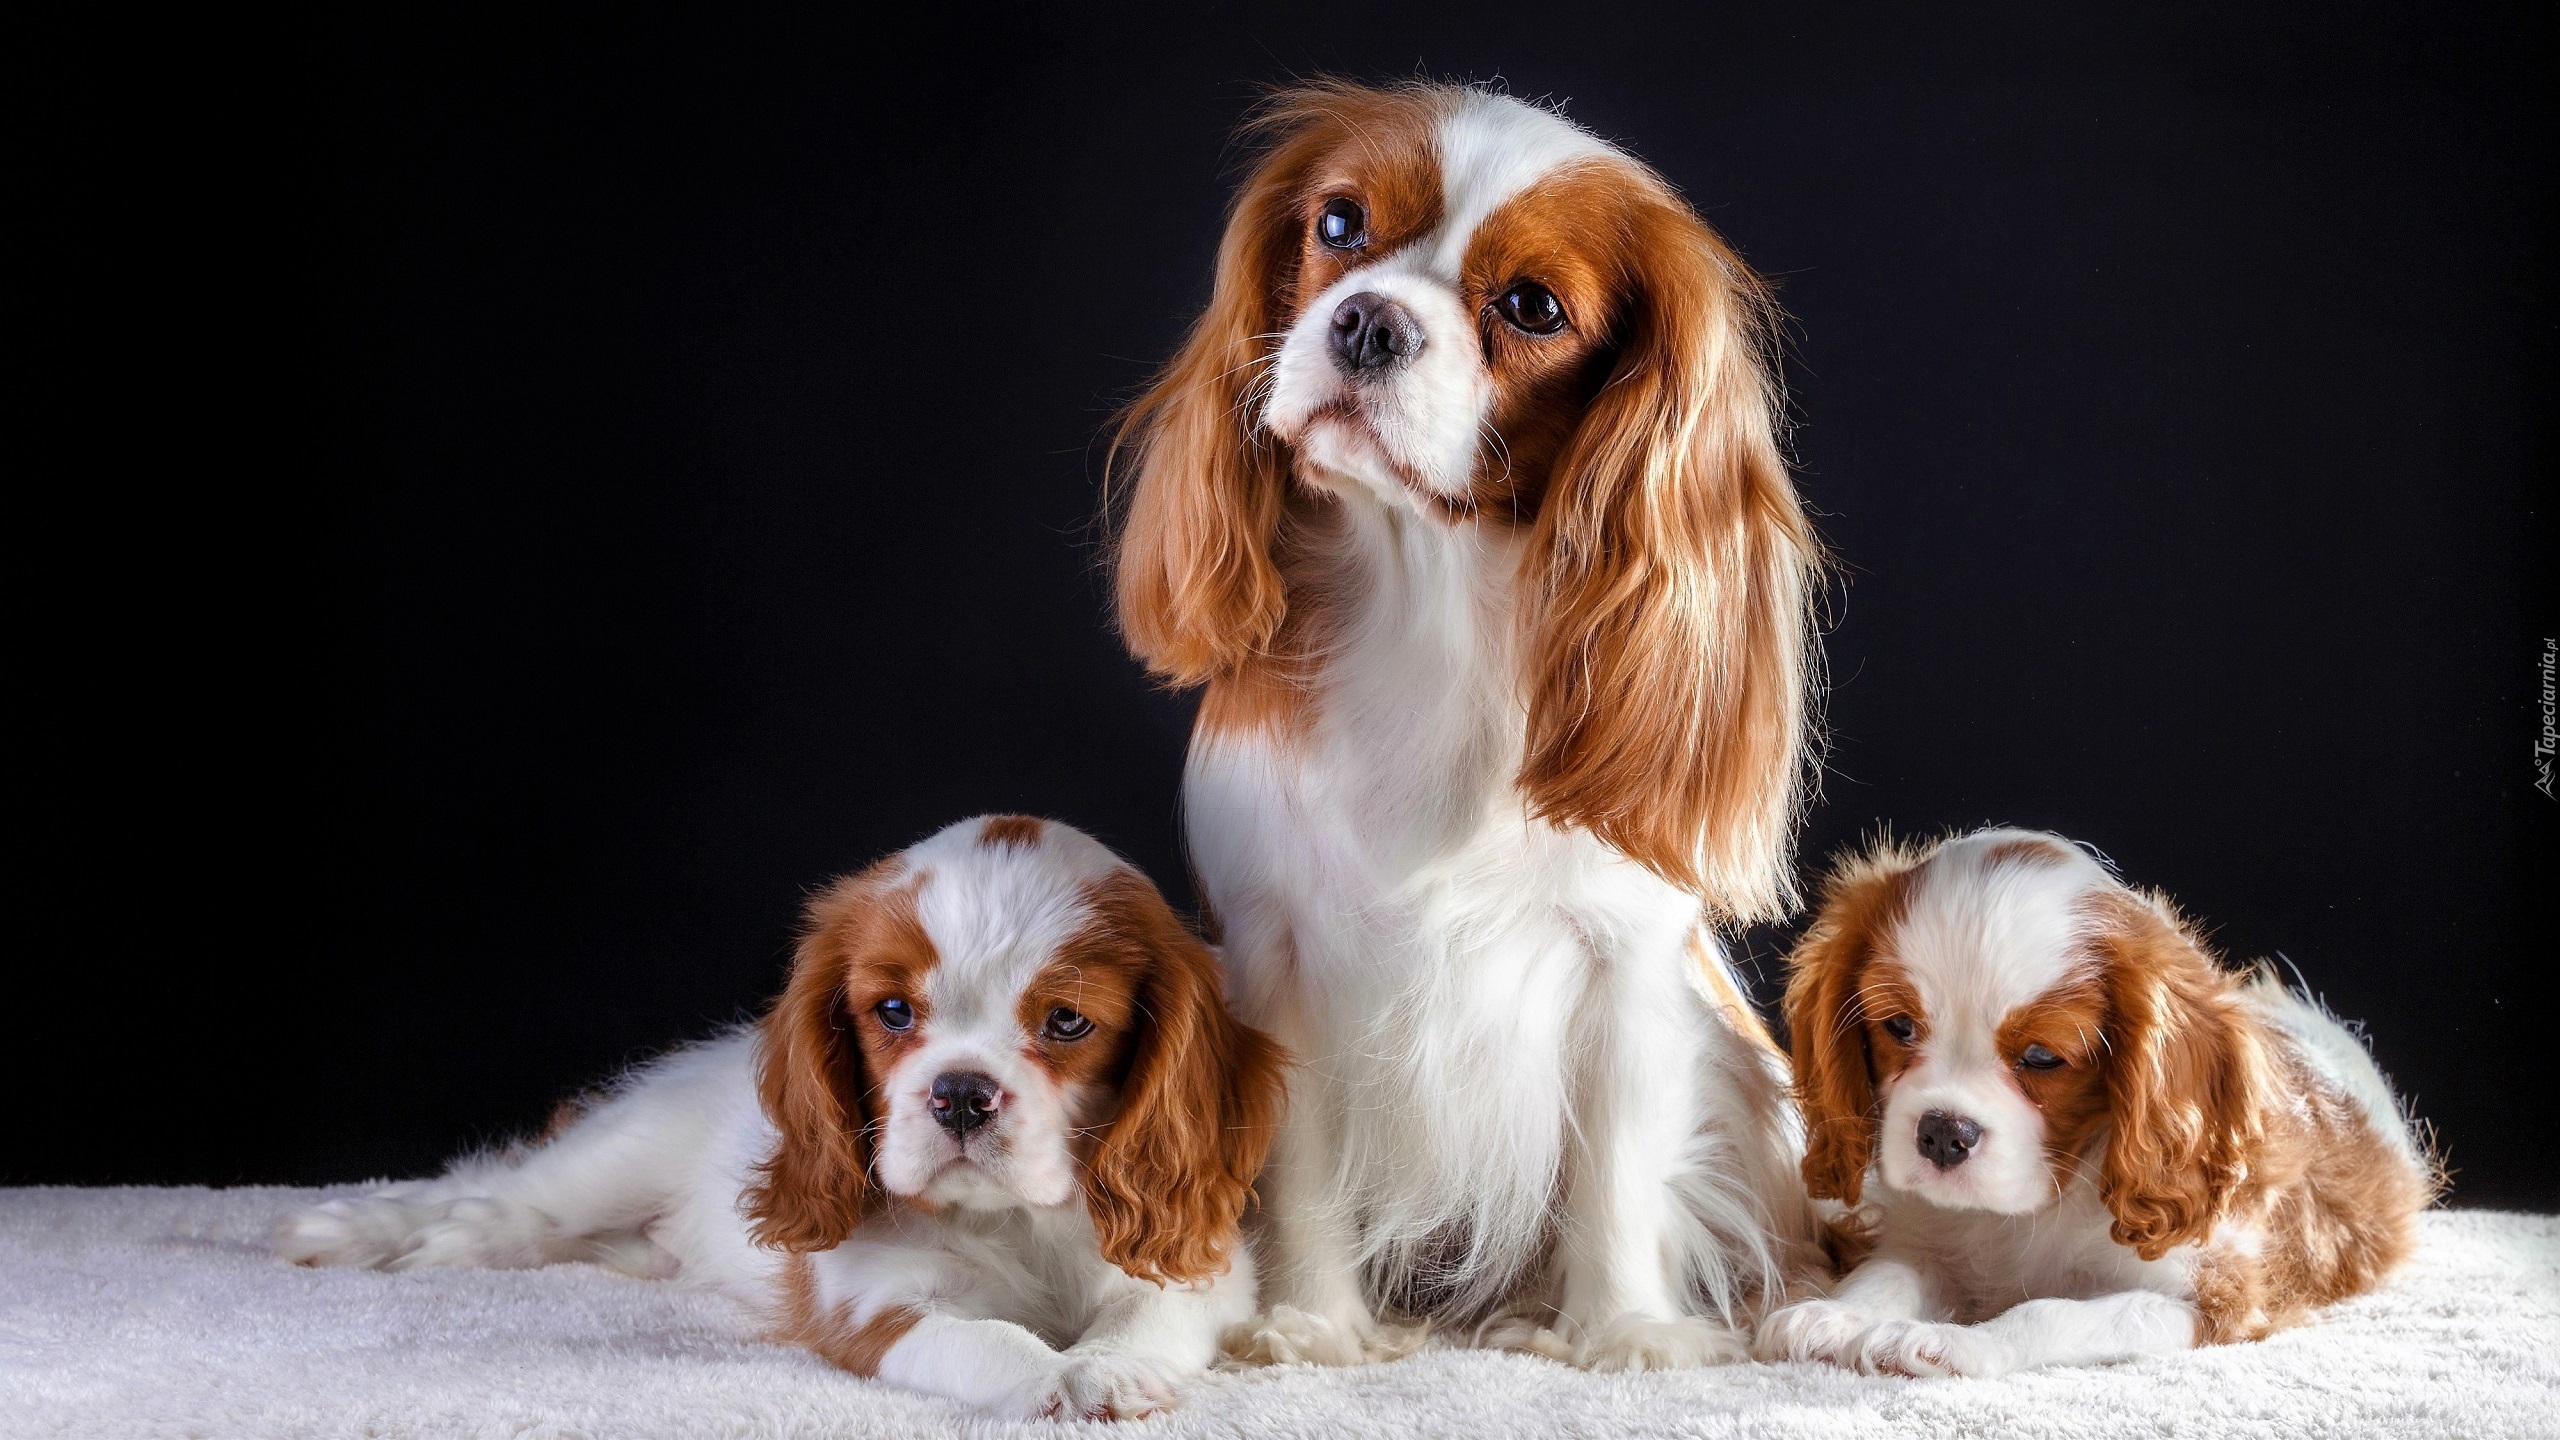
[874,998,914,1033]
[1317,197,1367,250]
[1881,1015,1917,1043]
[1043,1007,1094,1042]
[1496,281,1565,334]
[2019,1043,2065,1070]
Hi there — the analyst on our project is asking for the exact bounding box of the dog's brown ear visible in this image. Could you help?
[743,863,922,1252]
[2091,888,2266,1260]
[1783,840,1922,1204]
[1108,82,1456,692]
[1106,96,1322,687]
[1075,873,1287,1285]
[1518,178,1820,926]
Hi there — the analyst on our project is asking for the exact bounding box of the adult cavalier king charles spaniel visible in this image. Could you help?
[279,817,1284,1420]
[1756,829,2435,1375]
[1110,81,1825,1369]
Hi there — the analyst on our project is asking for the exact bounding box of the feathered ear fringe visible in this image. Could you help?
[1107,87,1375,687]
[1516,181,1821,927]
[741,866,910,1252]
[1076,873,1288,1285]
[1781,837,1925,1204]
[2090,889,2268,1260]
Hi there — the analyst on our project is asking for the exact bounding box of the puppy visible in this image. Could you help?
[1109,81,1824,1368]
[1757,829,2435,1376]
[278,816,1285,1420]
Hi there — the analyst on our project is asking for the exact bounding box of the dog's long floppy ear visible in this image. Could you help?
[1106,91,1350,687]
[742,863,910,1252]
[1518,181,1819,925]
[2092,888,2267,1260]
[1078,872,1288,1285]
[1782,841,1921,1205]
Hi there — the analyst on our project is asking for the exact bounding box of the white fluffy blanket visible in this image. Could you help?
[2,1187,2553,1439]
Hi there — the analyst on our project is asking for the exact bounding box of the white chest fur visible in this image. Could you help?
[1184,479,1727,1308]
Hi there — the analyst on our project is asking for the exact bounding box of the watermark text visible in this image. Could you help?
[2537,638,2556,799]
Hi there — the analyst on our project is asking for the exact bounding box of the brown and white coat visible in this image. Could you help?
[278,816,1284,1420]
[1756,829,2435,1376]
[1111,82,1825,1369]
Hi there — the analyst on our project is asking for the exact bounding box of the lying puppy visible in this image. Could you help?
[1757,829,2434,1376]
[279,816,1284,1420]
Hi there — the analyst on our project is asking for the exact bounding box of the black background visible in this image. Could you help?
[18,5,2554,1207]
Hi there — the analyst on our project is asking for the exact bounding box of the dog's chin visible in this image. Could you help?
[1280,408,1384,484]
[1275,404,1466,513]
[908,1161,1023,1212]
[900,1151,1080,1213]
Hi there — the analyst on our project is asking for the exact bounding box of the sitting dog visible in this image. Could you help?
[278,815,1285,1420]
[1110,77,1824,1373]
[1756,829,2434,1376]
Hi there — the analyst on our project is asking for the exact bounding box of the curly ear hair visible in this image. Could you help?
[2091,888,2267,1260]
[741,865,911,1252]
[1781,839,1922,1204]
[1516,180,1820,925]
[1108,86,1418,686]
[1077,872,1288,1285]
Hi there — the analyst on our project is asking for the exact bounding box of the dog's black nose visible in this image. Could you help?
[929,1072,1002,1138]
[1915,1110,1983,1170]
[1328,291,1423,374]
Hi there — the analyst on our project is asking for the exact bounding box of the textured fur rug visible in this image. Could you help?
[2,1186,2553,1438]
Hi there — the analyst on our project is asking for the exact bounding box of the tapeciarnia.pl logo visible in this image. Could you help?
[2537,638,2557,800]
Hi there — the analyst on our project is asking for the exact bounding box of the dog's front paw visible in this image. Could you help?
[1475,1313,1577,1363]
[1571,1314,1749,1373]
[1754,1298,1872,1366]
[383,1197,549,1271]
[1851,1318,2011,1378]
[273,1195,430,1268]
[1038,1352,1184,1421]
[1223,1304,1426,1367]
